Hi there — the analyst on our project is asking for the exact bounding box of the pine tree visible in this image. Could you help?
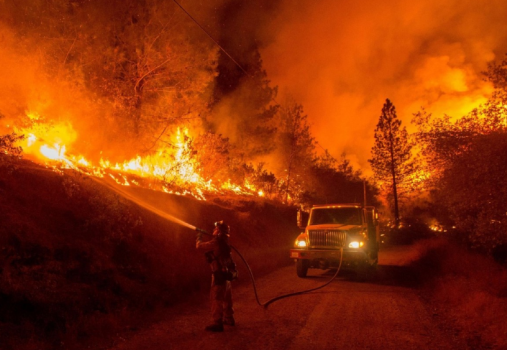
[275,99,315,203]
[369,99,413,227]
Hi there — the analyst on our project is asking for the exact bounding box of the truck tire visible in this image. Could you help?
[354,262,371,282]
[296,259,309,278]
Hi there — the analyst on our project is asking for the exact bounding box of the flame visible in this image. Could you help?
[40,144,66,161]
[11,112,262,201]
[16,112,77,163]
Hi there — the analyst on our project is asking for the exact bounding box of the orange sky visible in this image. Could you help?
[260,0,507,173]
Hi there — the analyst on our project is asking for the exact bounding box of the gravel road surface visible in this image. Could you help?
[109,245,467,350]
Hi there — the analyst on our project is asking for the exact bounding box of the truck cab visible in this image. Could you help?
[290,204,379,278]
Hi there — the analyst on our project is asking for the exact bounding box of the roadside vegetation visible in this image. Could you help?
[371,54,507,265]
[1,156,506,350]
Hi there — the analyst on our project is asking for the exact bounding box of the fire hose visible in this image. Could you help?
[93,178,345,309]
[195,227,344,308]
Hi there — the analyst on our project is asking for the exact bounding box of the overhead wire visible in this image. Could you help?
[172,0,282,108]
[172,0,249,76]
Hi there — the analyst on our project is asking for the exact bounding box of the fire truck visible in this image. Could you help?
[290,204,379,278]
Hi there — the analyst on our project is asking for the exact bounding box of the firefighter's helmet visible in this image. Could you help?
[214,220,230,238]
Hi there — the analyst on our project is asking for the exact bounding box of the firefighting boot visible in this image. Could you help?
[205,323,224,332]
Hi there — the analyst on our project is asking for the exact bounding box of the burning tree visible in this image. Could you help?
[0,0,368,208]
[413,54,507,254]
[0,113,24,164]
[369,99,413,227]
[1,0,219,157]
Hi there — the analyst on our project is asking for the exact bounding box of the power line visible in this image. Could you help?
[172,0,249,76]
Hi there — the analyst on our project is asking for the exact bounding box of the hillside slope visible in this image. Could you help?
[0,159,300,349]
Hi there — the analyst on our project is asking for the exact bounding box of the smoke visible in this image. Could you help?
[258,0,507,172]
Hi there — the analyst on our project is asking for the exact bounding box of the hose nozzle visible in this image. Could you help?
[195,227,211,236]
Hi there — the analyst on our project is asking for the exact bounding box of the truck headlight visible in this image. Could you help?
[348,241,364,248]
[297,240,307,248]
[294,233,308,248]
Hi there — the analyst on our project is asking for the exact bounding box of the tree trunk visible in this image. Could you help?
[388,121,400,227]
[391,167,400,227]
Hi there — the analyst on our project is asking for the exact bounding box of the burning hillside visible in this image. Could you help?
[10,112,264,201]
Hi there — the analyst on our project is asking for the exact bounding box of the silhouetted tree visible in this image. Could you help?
[211,1,279,160]
[369,99,413,227]
[435,133,507,251]
[275,99,315,203]
[212,48,278,161]
[303,148,377,206]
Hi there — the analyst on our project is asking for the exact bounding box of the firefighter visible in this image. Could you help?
[196,220,236,332]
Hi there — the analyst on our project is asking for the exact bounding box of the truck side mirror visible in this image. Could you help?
[297,210,309,229]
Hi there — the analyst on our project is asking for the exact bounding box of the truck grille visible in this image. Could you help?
[309,230,347,248]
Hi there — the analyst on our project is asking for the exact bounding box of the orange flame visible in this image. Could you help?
[13,112,261,201]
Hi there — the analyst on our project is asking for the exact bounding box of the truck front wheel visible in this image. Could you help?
[296,259,309,278]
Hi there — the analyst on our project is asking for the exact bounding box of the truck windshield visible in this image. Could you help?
[309,207,362,225]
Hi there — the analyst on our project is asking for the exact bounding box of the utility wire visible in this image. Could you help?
[172,0,249,76]
[173,0,283,110]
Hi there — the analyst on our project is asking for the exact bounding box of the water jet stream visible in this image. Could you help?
[91,176,205,233]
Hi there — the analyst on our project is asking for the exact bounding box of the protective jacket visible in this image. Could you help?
[196,233,236,284]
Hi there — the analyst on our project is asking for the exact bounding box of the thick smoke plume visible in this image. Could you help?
[259,0,507,171]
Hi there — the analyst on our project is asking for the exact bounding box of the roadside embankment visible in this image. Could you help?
[0,159,299,349]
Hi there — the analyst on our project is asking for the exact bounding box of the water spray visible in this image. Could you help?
[91,176,198,230]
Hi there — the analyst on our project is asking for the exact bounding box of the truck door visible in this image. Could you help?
[365,207,380,254]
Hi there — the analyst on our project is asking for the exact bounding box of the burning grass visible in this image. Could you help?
[2,108,260,202]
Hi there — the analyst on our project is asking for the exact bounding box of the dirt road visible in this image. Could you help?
[109,245,467,350]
